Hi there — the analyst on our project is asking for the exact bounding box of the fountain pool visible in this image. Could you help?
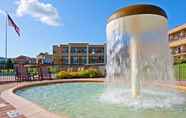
[16,83,186,118]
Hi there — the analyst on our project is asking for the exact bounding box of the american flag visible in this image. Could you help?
[7,14,20,37]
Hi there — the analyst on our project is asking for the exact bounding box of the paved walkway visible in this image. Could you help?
[0,97,26,118]
[0,83,26,118]
[0,83,17,94]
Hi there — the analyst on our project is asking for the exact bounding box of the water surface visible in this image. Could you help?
[16,83,186,118]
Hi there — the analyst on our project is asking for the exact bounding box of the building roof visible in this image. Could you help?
[54,43,106,47]
[15,55,31,59]
[69,43,88,45]
[169,23,186,34]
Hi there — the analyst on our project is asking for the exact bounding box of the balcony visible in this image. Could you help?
[169,36,186,42]
[173,51,186,57]
[169,37,186,48]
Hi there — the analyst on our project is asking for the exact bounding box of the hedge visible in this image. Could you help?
[56,69,103,79]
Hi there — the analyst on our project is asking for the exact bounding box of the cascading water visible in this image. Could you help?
[100,4,186,109]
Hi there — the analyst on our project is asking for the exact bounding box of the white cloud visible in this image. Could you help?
[16,0,61,26]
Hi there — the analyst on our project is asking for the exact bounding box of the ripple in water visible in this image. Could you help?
[100,88,186,110]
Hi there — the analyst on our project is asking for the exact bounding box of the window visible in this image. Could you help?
[98,56,104,63]
[183,30,186,38]
[92,48,96,54]
[174,34,178,40]
[62,56,68,64]
[169,35,173,41]
[92,56,97,64]
[63,47,68,53]
[82,48,87,53]
[82,56,87,64]
[71,48,78,53]
[89,56,97,64]
[101,48,104,53]
[176,47,181,53]
[71,56,78,64]
[98,48,104,53]
[89,47,96,54]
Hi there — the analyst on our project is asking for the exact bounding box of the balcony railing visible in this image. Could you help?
[169,35,186,42]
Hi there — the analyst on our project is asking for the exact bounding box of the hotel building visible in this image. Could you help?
[53,43,106,65]
[169,24,186,62]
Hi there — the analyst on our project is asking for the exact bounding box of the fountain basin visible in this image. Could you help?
[13,81,186,118]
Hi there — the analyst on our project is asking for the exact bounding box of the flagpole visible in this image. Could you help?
[5,12,7,61]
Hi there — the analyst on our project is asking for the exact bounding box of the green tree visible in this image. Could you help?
[6,59,14,69]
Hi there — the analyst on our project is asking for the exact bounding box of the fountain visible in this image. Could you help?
[102,4,185,106]
[15,4,186,118]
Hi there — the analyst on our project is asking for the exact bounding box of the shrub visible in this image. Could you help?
[79,69,101,78]
[27,68,38,76]
[55,69,103,79]
[56,71,72,79]
[181,59,186,64]
[92,69,103,77]
[87,69,97,78]
[70,72,80,78]
[79,70,90,78]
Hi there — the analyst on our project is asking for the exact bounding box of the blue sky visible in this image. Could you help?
[0,0,186,58]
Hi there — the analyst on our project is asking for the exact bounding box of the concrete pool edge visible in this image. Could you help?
[0,79,104,118]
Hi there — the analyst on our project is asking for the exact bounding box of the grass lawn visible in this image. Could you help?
[174,63,186,81]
